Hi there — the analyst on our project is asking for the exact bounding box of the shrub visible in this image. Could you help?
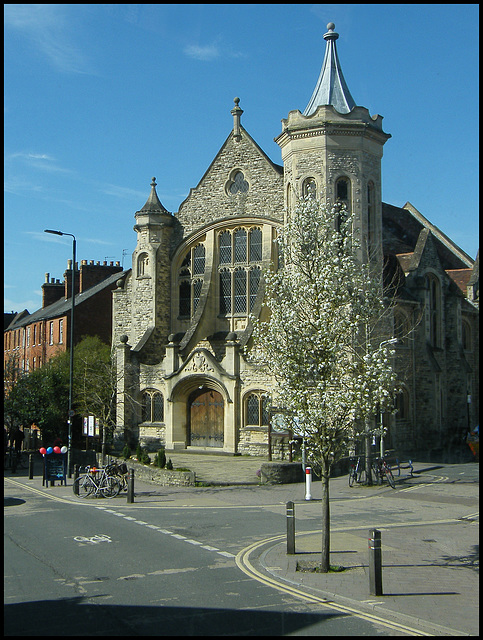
[154,448,166,468]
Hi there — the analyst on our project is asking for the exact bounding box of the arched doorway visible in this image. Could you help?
[188,388,224,447]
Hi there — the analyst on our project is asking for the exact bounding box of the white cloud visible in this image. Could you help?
[184,43,220,62]
[4,4,91,74]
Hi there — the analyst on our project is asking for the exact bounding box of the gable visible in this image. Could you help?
[176,126,284,238]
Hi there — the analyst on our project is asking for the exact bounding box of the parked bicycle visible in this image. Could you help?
[73,465,121,498]
[105,461,128,492]
[348,456,366,486]
[372,456,396,488]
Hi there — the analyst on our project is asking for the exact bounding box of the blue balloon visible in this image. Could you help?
[46,447,53,454]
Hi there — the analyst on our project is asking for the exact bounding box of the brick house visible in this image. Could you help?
[4,260,124,388]
[112,24,478,461]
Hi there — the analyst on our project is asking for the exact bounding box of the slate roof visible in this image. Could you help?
[304,22,356,116]
[5,270,129,331]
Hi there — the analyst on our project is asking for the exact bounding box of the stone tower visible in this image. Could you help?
[275,22,391,263]
[130,177,174,357]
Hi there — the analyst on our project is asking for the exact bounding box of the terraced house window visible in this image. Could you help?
[218,227,263,317]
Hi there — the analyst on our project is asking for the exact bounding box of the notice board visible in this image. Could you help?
[43,453,67,486]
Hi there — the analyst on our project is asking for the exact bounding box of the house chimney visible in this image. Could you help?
[42,272,65,308]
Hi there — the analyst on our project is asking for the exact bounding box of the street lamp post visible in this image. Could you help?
[44,229,76,476]
[365,337,398,485]
[377,337,398,461]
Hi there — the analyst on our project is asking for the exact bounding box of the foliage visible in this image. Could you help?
[248,197,399,571]
[122,443,131,460]
[250,197,398,469]
[154,448,167,468]
[4,357,69,443]
[73,335,117,441]
[4,335,116,446]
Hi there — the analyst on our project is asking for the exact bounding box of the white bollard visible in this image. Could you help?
[305,466,312,501]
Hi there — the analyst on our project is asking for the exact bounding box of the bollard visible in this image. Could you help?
[304,466,312,500]
[73,465,80,496]
[368,528,383,596]
[127,468,134,503]
[28,454,34,479]
[286,501,295,554]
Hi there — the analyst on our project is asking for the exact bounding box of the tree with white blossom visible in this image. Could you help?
[248,196,399,572]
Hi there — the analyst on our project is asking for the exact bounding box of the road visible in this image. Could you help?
[4,462,479,636]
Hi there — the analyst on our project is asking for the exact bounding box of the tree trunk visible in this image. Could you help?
[320,457,330,572]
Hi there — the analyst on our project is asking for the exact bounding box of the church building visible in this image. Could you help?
[112,24,478,461]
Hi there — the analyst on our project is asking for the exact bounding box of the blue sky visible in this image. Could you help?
[4,4,479,314]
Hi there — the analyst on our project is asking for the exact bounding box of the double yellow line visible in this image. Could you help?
[236,535,437,636]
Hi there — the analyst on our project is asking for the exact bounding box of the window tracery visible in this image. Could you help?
[217,227,263,317]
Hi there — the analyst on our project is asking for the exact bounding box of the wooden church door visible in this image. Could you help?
[189,389,224,447]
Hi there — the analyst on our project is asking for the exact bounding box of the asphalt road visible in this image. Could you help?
[4,462,479,636]
[4,482,405,635]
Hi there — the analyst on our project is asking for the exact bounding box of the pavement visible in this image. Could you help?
[5,452,479,636]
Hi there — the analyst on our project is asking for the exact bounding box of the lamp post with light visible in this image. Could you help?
[44,229,76,476]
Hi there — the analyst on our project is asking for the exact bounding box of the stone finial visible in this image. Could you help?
[231,97,243,141]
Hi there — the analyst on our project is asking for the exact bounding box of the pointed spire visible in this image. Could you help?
[304,22,356,116]
[139,177,169,214]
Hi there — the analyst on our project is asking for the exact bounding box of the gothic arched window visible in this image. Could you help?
[395,387,410,421]
[137,252,149,277]
[335,176,351,210]
[427,274,442,348]
[462,319,472,351]
[367,181,376,256]
[178,242,205,318]
[245,392,270,427]
[142,390,164,423]
[218,227,263,317]
[302,177,316,199]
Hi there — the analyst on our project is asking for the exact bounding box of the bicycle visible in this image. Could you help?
[73,465,121,498]
[348,456,367,486]
[373,457,396,489]
[105,461,128,492]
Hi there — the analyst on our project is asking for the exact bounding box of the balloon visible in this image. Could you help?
[39,447,46,455]
[53,446,61,454]
[60,446,67,454]
[46,447,53,454]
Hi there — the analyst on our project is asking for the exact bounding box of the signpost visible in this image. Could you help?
[43,452,67,486]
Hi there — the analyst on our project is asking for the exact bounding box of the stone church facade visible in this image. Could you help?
[112,24,478,460]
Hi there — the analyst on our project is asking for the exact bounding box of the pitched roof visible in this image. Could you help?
[5,270,129,330]
[382,202,474,270]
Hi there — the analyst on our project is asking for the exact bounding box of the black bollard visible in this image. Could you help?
[286,501,295,554]
[73,465,80,496]
[127,468,134,503]
[368,529,383,596]
[29,454,34,479]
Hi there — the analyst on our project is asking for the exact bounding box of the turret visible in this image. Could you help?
[275,23,391,263]
[131,178,174,352]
